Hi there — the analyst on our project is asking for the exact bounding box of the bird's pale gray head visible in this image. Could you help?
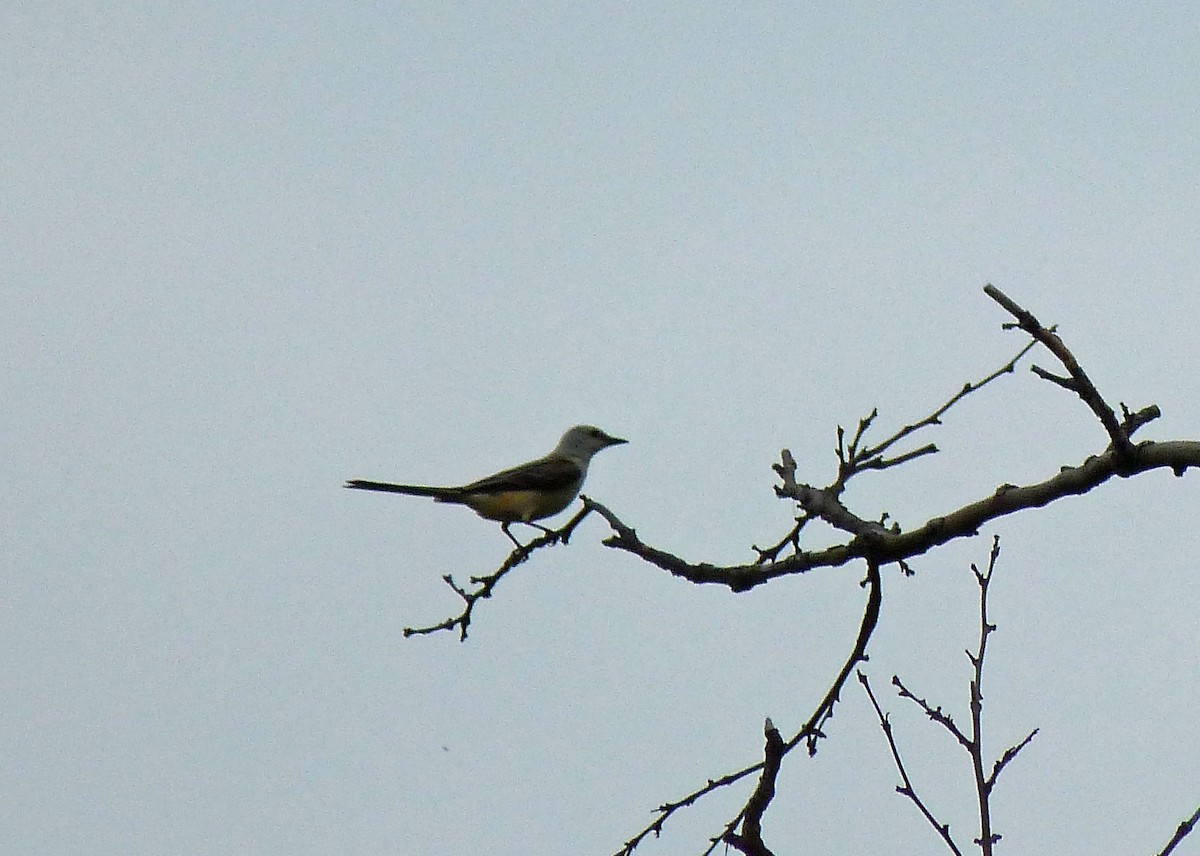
[556,424,627,460]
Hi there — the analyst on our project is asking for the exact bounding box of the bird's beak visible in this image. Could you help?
[605,433,628,447]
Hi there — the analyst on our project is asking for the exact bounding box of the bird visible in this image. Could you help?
[345,425,627,548]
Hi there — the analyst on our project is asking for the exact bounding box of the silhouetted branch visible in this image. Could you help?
[614,559,884,855]
[612,761,762,856]
[987,728,1038,791]
[869,537,1037,856]
[588,440,1200,593]
[968,536,1001,854]
[595,285,1198,852]
[861,671,964,856]
[796,559,883,753]
[723,719,785,856]
[1156,802,1200,856]
[849,337,1039,476]
[751,511,812,565]
[403,504,593,640]
[984,284,1149,455]
[892,676,970,748]
[1121,402,1161,437]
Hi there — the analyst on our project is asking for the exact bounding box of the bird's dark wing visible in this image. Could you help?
[460,456,582,495]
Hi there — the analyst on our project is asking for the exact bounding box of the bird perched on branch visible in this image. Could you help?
[345,425,627,548]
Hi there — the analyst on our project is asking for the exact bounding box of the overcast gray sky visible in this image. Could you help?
[4,4,1199,854]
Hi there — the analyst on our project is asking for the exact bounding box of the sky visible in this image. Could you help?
[4,3,1199,854]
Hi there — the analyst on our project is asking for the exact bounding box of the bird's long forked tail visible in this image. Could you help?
[343,480,464,504]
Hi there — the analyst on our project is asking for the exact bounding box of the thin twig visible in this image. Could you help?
[614,560,884,855]
[892,676,970,748]
[873,537,1037,855]
[860,672,964,856]
[984,284,1139,456]
[1156,802,1200,856]
[723,719,785,856]
[852,338,1039,473]
[969,536,1001,854]
[403,504,593,640]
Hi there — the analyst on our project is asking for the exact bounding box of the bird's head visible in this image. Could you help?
[556,425,627,460]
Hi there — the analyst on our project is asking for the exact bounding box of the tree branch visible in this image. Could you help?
[1157,803,1200,856]
[588,440,1200,592]
[851,337,1039,474]
[968,536,1000,854]
[723,719,785,856]
[402,504,593,640]
[860,671,965,856]
[983,284,1144,456]
[870,538,1037,856]
[615,559,884,855]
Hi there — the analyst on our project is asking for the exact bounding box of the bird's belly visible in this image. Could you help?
[463,487,577,522]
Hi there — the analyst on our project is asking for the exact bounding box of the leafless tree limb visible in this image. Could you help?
[846,337,1039,479]
[751,511,813,565]
[967,536,1001,853]
[861,671,965,856]
[1156,802,1200,856]
[892,675,971,749]
[614,560,883,856]
[987,728,1038,792]
[402,504,593,639]
[586,439,1199,594]
[596,288,1197,854]
[589,287,1181,599]
[868,537,1037,856]
[723,719,785,856]
[983,284,1139,455]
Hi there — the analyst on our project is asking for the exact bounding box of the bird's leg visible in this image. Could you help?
[500,522,529,551]
[520,520,568,545]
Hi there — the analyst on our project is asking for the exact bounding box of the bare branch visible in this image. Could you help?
[1156,802,1200,856]
[402,504,593,639]
[892,676,970,748]
[984,284,1136,456]
[590,440,1200,592]
[968,535,1001,854]
[774,474,884,537]
[856,443,940,472]
[870,538,1037,856]
[612,762,763,856]
[1121,403,1161,437]
[852,338,1038,472]
[723,719,785,856]
[1030,364,1076,391]
[794,559,884,754]
[861,672,965,856]
[614,559,883,854]
[751,512,812,564]
[986,728,1039,790]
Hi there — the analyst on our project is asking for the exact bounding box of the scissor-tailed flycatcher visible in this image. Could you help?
[345,425,626,548]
